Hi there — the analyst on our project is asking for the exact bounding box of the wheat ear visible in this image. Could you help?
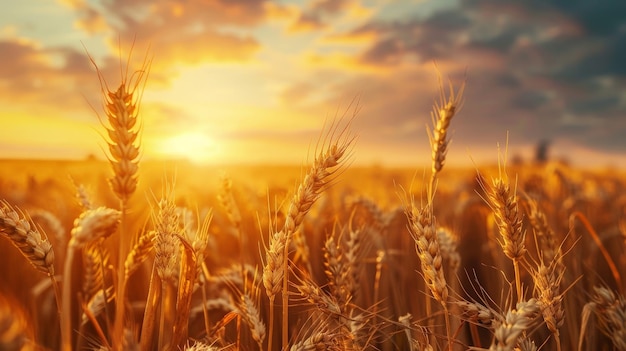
[437,227,461,277]
[482,170,526,304]
[124,230,155,281]
[82,241,110,301]
[526,198,560,265]
[589,286,626,350]
[235,292,266,350]
[324,232,350,310]
[454,300,497,328]
[184,341,220,350]
[428,78,464,197]
[290,329,341,351]
[407,205,448,304]
[153,196,182,350]
[531,256,565,351]
[69,207,121,248]
[489,299,541,351]
[0,200,55,276]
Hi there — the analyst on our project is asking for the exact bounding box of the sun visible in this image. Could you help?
[157,131,220,164]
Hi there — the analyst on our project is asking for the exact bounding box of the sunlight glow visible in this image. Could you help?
[157,132,220,164]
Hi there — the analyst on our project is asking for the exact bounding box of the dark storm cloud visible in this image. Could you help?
[324,0,626,157]
[538,0,626,36]
[352,10,472,65]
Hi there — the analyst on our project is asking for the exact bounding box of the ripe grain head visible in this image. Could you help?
[0,200,55,276]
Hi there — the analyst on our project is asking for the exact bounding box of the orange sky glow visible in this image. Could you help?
[1,0,625,168]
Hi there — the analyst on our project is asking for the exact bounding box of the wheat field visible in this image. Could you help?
[1,73,625,351]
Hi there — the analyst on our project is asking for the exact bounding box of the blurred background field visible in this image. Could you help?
[1,155,625,350]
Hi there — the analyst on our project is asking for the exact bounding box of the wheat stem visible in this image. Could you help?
[61,246,76,351]
[139,264,161,351]
[267,296,275,351]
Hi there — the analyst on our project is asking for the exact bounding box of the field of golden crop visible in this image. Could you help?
[1,80,625,351]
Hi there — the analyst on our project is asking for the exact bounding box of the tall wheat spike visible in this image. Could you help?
[263,114,356,350]
[428,77,464,192]
[88,44,151,350]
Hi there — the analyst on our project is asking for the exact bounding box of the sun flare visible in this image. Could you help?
[157,131,220,163]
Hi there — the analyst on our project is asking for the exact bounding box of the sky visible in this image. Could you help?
[0,0,625,168]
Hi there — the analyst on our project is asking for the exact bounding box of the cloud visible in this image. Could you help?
[2,0,625,166]
[293,0,626,160]
[0,40,95,111]
[0,0,286,125]
[58,0,289,81]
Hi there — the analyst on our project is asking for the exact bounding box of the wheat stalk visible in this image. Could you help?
[0,200,60,349]
[171,235,198,349]
[406,203,452,351]
[263,115,355,350]
[62,207,119,351]
[81,286,114,326]
[88,46,150,350]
